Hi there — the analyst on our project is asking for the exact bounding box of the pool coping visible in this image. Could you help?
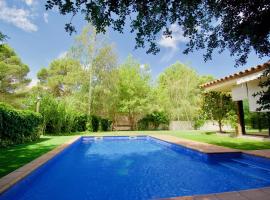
[0,136,80,194]
[159,187,270,200]
[1,134,270,200]
[150,135,270,200]
[149,135,241,154]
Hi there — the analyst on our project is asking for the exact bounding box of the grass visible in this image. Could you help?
[1,130,270,178]
[0,135,75,178]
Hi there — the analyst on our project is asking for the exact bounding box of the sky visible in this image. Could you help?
[0,0,269,86]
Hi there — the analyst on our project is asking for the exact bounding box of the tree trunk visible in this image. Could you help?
[218,120,223,133]
[129,113,135,131]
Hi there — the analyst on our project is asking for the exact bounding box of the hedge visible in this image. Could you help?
[100,118,112,131]
[0,103,42,147]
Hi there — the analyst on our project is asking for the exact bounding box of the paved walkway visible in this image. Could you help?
[244,149,270,159]
[161,187,270,200]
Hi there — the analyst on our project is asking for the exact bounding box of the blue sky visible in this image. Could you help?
[1,0,269,85]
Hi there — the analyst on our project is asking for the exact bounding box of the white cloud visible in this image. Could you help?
[24,0,34,6]
[0,1,38,32]
[158,24,189,50]
[43,13,48,23]
[57,51,67,59]
[158,24,189,62]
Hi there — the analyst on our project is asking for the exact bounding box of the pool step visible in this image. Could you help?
[220,160,270,182]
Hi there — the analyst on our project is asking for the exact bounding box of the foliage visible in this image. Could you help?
[26,94,87,134]
[138,111,169,130]
[37,58,85,97]
[254,65,270,111]
[0,44,30,107]
[73,114,88,132]
[0,102,42,147]
[91,115,100,132]
[67,25,116,116]
[46,1,270,66]
[157,62,201,121]
[193,110,207,130]
[100,118,112,131]
[116,56,152,130]
[201,91,236,132]
[0,31,7,43]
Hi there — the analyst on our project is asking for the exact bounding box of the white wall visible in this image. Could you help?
[199,120,233,131]
[169,121,193,130]
[169,120,233,131]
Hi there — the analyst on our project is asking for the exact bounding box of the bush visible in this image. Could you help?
[100,118,111,131]
[138,111,169,130]
[73,114,87,132]
[37,95,88,134]
[91,115,100,132]
[0,102,42,147]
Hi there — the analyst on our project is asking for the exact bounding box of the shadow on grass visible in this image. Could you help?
[0,138,57,178]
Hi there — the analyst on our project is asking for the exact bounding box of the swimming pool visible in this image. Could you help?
[1,136,270,200]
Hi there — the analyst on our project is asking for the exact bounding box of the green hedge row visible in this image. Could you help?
[0,103,42,147]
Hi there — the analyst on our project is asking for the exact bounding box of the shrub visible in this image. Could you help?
[91,115,100,132]
[38,95,87,134]
[0,102,42,147]
[73,114,87,132]
[138,111,169,130]
[100,118,111,131]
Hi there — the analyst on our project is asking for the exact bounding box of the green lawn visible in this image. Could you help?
[1,130,270,178]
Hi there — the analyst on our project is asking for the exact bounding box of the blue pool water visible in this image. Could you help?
[1,136,270,200]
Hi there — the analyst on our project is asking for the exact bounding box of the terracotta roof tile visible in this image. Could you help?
[201,62,270,88]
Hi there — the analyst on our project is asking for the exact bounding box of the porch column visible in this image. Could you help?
[236,100,246,136]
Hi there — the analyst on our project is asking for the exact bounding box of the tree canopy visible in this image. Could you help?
[157,62,202,121]
[46,0,270,66]
[0,45,30,106]
[201,91,235,132]
[115,56,152,130]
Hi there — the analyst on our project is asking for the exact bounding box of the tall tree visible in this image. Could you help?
[116,56,152,130]
[157,62,201,121]
[0,44,30,106]
[46,1,270,66]
[68,24,108,116]
[90,44,118,117]
[37,58,85,97]
[201,91,235,132]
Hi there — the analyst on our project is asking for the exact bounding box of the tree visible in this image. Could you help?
[0,31,7,43]
[0,44,30,106]
[116,56,152,130]
[254,65,270,134]
[68,24,108,116]
[255,66,270,111]
[37,58,85,97]
[201,91,235,132]
[46,1,270,66]
[157,62,201,121]
[90,45,118,118]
